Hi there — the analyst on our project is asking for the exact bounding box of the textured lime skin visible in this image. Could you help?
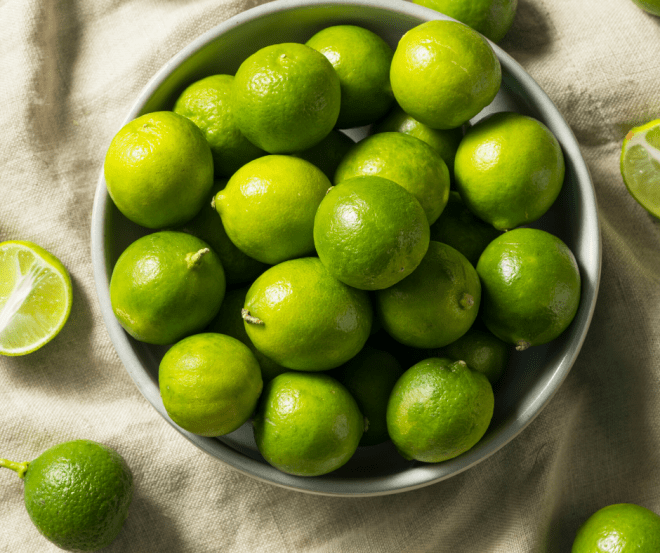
[430,191,502,266]
[253,372,364,476]
[159,333,263,436]
[334,132,450,224]
[572,503,660,552]
[244,258,372,371]
[314,176,430,290]
[231,43,341,153]
[440,328,510,384]
[455,112,565,230]
[104,111,214,229]
[110,231,226,345]
[214,155,331,265]
[387,358,494,463]
[390,20,501,130]
[476,228,581,350]
[293,130,355,181]
[630,0,660,15]
[620,119,660,219]
[173,74,264,177]
[412,0,518,43]
[376,241,481,348]
[179,180,268,285]
[23,440,133,552]
[306,25,394,128]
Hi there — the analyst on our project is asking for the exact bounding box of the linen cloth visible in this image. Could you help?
[1,0,660,551]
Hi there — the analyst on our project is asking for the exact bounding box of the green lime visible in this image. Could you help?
[387,357,494,462]
[630,0,660,15]
[334,132,450,224]
[159,333,263,436]
[477,228,581,351]
[390,20,501,130]
[572,503,660,552]
[0,241,72,356]
[376,241,481,348]
[104,111,214,229]
[293,130,355,181]
[412,0,518,43]
[455,112,565,230]
[243,257,372,371]
[213,155,331,265]
[1,440,133,552]
[253,372,364,476]
[173,74,264,177]
[440,328,510,384]
[179,179,268,285]
[110,231,226,345]
[620,119,660,219]
[207,286,289,383]
[331,346,404,446]
[429,191,502,266]
[232,42,341,153]
[306,25,394,128]
[314,176,430,290]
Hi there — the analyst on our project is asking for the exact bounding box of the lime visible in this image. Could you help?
[104,111,214,229]
[387,357,494,462]
[243,257,372,371]
[429,191,502,266]
[376,241,481,348]
[213,155,330,265]
[477,228,581,351]
[455,112,565,230]
[412,0,518,43]
[390,20,501,130]
[334,132,450,224]
[1,440,133,552]
[173,74,264,177]
[159,333,263,436]
[314,176,430,290]
[331,346,404,446]
[179,179,268,285]
[630,0,660,15]
[253,372,364,476]
[620,119,660,219]
[440,328,510,384]
[110,231,226,345]
[306,25,394,128]
[232,42,341,153]
[0,241,72,356]
[572,503,660,552]
[293,130,355,181]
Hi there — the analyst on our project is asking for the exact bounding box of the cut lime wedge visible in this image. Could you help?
[621,119,660,219]
[0,241,72,356]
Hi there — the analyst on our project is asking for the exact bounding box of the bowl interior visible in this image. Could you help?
[91,0,600,496]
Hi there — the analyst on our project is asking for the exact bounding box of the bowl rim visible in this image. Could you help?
[91,0,602,497]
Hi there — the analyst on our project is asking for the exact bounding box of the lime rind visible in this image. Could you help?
[0,241,72,356]
[621,120,660,219]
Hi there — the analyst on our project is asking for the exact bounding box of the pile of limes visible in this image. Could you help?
[104,20,582,477]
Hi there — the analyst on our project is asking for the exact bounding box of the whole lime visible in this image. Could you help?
[630,0,660,15]
[243,257,372,371]
[314,176,430,290]
[214,155,330,265]
[440,328,510,384]
[390,20,501,130]
[306,25,394,128]
[620,119,660,219]
[455,112,565,230]
[232,42,341,153]
[110,231,226,345]
[293,130,355,181]
[387,358,494,462]
[572,503,660,552]
[334,132,450,224]
[159,333,263,436]
[376,241,481,348]
[253,372,364,476]
[104,111,213,229]
[477,228,581,351]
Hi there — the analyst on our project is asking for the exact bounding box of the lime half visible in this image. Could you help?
[621,119,660,219]
[0,241,72,356]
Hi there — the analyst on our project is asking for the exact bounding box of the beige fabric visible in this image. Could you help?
[1,0,660,551]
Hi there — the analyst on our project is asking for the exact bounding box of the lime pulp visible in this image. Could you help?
[621,119,660,219]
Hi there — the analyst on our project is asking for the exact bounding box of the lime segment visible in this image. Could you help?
[621,119,660,219]
[0,241,72,356]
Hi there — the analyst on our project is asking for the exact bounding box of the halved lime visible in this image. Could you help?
[0,241,72,356]
[621,119,660,219]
